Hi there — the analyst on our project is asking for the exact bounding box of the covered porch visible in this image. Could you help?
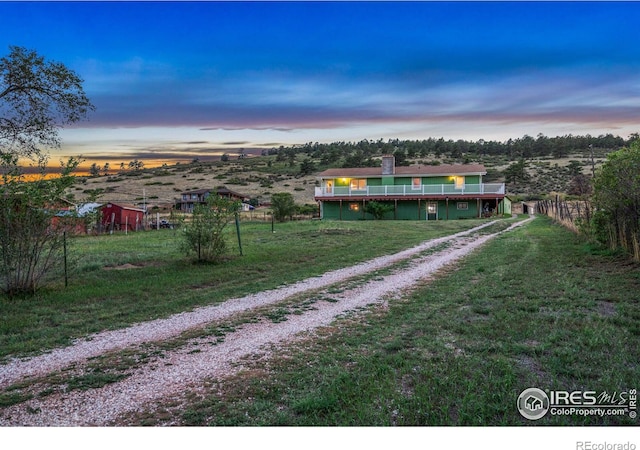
[318,195,510,221]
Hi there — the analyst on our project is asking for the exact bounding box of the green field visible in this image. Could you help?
[1,216,638,426]
[133,216,640,426]
[0,218,491,361]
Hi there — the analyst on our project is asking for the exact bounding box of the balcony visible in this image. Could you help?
[315,183,505,198]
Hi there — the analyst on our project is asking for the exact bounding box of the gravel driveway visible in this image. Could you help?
[0,217,532,426]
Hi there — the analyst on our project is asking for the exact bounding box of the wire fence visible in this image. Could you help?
[536,196,593,234]
[537,196,639,261]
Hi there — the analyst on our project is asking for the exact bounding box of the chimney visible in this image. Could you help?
[381,155,395,175]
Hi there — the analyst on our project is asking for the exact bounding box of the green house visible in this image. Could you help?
[315,156,508,220]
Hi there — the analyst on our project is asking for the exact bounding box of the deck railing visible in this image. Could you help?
[315,183,505,198]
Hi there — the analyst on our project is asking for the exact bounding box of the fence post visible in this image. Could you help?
[235,212,243,256]
[63,231,68,288]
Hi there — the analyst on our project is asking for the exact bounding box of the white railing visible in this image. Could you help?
[315,183,505,198]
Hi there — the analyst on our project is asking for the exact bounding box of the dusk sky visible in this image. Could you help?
[2,1,640,165]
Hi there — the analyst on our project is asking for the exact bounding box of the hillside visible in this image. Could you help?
[70,156,318,215]
[68,146,615,216]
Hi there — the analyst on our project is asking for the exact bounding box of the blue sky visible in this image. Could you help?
[2,1,640,164]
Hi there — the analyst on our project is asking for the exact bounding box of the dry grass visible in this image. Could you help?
[69,151,613,216]
[70,157,318,216]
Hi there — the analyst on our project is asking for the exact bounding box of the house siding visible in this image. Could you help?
[322,201,364,220]
[499,197,512,215]
[466,175,481,184]
[444,200,479,220]
[316,161,504,221]
[396,200,424,220]
[320,199,483,221]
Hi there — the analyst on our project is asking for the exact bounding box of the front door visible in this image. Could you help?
[427,202,438,220]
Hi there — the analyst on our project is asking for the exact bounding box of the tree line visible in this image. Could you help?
[267,133,637,170]
[88,159,145,176]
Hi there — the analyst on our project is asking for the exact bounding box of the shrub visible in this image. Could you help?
[364,201,394,220]
[180,195,240,263]
[592,142,640,260]
[271,193,296,222]
[0,156,79,296]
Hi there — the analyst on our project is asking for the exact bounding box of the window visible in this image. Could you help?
[412,177,422,189]
[453,176,465,189]
[349,203,360,211]
[350,179,366,190]
[457,202,468,210]
[326,180,333,194]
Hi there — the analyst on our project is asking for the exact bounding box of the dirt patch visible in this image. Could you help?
[515,355,548,380]
[104,261,164,270]
[104,263,143,271]
[597,300,617,318]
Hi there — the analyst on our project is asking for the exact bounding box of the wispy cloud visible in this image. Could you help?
[4,0,640,159]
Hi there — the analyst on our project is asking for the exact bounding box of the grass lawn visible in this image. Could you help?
[2,215,638,426]
[0,218,492,361]
[140,216,639,426]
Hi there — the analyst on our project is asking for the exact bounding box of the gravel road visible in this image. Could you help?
[0,217,532,426]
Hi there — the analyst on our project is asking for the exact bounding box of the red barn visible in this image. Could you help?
[99,203,146,232]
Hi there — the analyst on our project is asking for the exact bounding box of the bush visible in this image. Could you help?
[592,142,640,260]
[0,156,79,296]
[271,193,296,222]
[364,201,394,220]
[296,204,318,216]
[180,195,239,263]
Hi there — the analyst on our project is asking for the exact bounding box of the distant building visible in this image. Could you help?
[175,187,249,213]
[99,203,146,232]
[76,202,102,217]
[52,202,102,234]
